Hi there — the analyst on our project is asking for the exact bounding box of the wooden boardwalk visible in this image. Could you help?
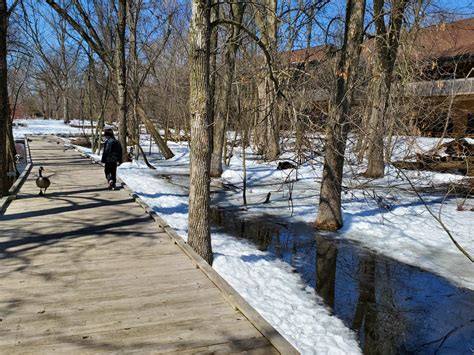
[0,136,294,354]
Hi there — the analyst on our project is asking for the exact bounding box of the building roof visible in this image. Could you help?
[285,17,474,65]
[409,17,474,61]
[280,45,335,64]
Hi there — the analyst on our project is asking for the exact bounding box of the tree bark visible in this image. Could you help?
[188,0,213,265]
[208,0,218,153]
[254,0,280,161]
[62,88,70,124]
[0,0,9,197]
[364,65,388,177]
[210,0,244,177]
[59,20,70,124]
[364,0,408,178]
[315,0,366,231]
[128,0,175,161]
[116,0,128,162]
[129,0,141,160]
[137,104,175,159]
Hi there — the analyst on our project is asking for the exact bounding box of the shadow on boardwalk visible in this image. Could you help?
[0,136,286,354]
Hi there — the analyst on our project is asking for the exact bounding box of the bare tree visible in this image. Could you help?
[128,0,175,160]
[45,0,129,161]
[210,0,245,177]
[21,0,82,123]
[115,0,128,161]
[188,0,213,264]
[0,0,9,197]
[363,0,409,178]
[254,0,281,161]
[0,0,20,197]
[315,0,366,230]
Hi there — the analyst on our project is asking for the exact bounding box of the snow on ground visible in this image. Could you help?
[78,141,361,354]
[68,118,98,127]
[13,120,474,353]
[13,118,87,139]
[218,142,474,290]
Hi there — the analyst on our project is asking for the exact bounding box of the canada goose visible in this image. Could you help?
[36,167,51,196]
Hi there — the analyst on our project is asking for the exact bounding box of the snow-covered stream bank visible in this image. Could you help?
[210,210,474,354]
[115,162,362,354]
[13,119,474,354]
[96,142,474,354]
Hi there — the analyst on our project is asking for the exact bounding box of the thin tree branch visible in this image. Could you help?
[44,0,113,69]
[396,167,473,262]
[211,18,285,100]
[7,0,20,17]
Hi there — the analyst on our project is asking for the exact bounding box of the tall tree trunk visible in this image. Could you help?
[265,0,280,161]
[208,0,218,154]
[315,0,366,231]
[188,0,213,264]
[54,90,60,119]
[129,0,141,160]
[364,65,388,177]
[306,1,315,48]
[128,0,174,160]
[264,84,280,160]
[137,104,174,159]
[255,0,280,161]
[116,0,128,162]
[0,0,9,197]
[59,21,70,124]
[365,0,408,178]
[62,88,69,124]
[210,0,244,177]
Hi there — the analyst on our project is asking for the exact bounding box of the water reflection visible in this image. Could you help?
[211,207,474,354]
[316,235,337,309]
[14,141,27,174]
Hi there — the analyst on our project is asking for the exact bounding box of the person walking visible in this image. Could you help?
[101,128,123,189]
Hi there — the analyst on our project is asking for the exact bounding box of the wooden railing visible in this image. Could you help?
[0,136,33,213]
[406,77,474,97]
[307,77,474,103]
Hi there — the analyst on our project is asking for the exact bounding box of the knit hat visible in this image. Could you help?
[103,127,114,137]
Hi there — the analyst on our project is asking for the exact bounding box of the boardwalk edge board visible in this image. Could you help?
[128,188,299,355]
[76,146,299,354]
[0,135,33,214]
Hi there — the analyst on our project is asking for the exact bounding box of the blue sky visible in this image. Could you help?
[8,0,473,52]
[436,0,473,14]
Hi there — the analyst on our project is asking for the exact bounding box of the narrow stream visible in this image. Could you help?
[14,140,27,174]
[211,207,474,354]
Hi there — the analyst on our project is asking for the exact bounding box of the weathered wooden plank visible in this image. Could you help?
[149,212,299,354]
[1,314,264,352]
[0,136,295,354]
[175,338,279,354]
[0,296,240,343]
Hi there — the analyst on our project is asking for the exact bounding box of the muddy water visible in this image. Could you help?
[211,207,474,354]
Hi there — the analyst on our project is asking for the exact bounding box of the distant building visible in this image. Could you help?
[284,17,474,136]
[405,17,474,135]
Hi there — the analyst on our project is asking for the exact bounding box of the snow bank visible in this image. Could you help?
[118,161,361,354]
[15,121,474,353]
[13,119,86,139]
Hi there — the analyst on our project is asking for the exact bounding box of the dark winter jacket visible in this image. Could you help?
[101,137,123,164]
